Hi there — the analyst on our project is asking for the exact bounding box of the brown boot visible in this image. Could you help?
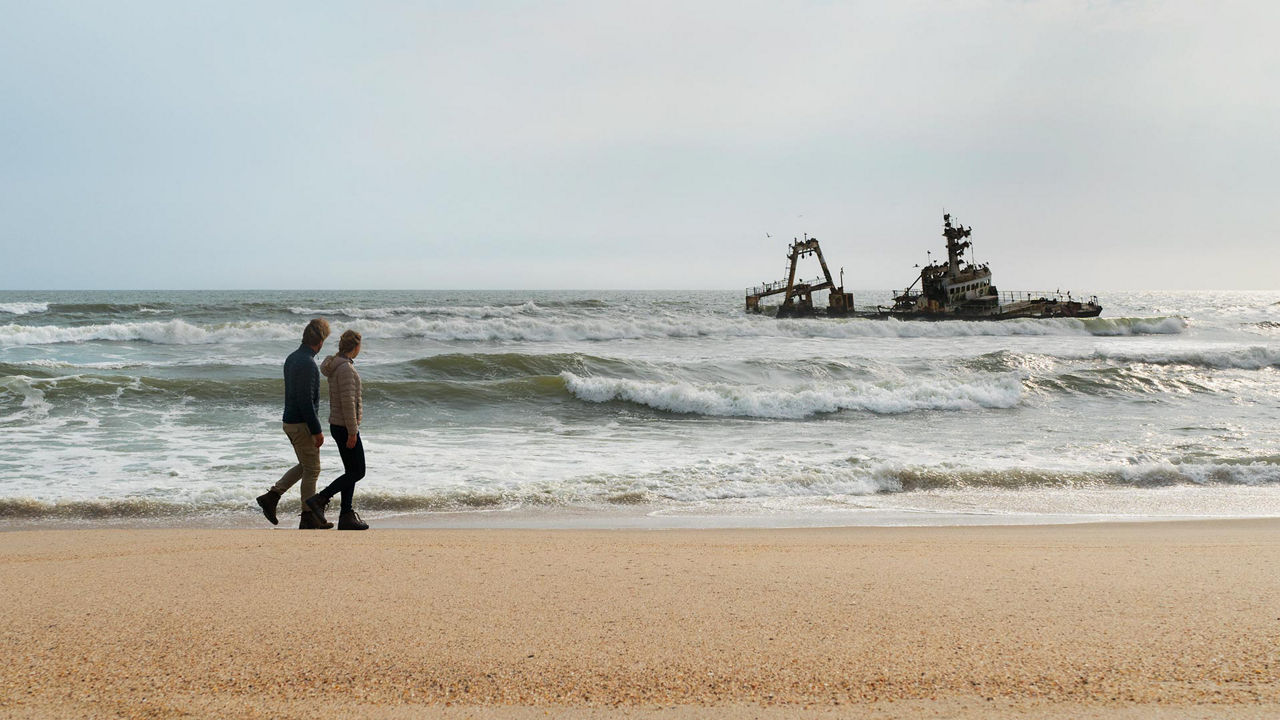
[256,489,281,525]
[304,495,334,528]
[298,510,333,530]
[338,508,369,531]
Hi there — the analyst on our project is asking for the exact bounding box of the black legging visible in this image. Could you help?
[318,424,365,510]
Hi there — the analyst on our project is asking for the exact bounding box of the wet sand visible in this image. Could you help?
[1,520,1278,719]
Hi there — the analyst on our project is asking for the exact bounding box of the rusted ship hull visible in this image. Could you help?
[855,303,1103,321]
[772,303,1102,321]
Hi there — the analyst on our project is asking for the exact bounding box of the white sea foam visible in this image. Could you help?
[17,358,146,370]
[0,302,49,315]
[0,319,295,346]
[8,455,1276,519]
[561,372,1024,418]
[609,459,898,502]
[0,312,1188,346]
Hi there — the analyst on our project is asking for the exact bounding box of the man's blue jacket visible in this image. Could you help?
[281,343,322,435]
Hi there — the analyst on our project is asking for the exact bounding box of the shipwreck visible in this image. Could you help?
[745,214,1102,320]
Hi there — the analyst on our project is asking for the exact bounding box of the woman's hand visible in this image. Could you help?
[346,433,358,449]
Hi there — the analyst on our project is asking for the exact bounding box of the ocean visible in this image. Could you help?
[1,289,1278,527]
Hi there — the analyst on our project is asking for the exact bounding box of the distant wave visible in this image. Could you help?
[0,313,1187,346]
[561,371,1024,418]
[288,301,539,320]
[47,302,175,315]
[405,352,634,381]
[1092,345,1280,371]
[1027,366,1214,397]
[0,319,295,346]
[0,367,568,410]
[877,460,1280,492]
[0,302,48,315]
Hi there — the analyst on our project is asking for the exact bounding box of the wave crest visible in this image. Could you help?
[0,302,49,315]
[561,372,1023,418]
[0,319,294,346]
[1093,345,1280,370]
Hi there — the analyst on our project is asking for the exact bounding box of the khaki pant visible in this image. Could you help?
[273,422,320,501]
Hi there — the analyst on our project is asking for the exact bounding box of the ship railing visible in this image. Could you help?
[998,290,1098,305]
[745,276,826,297]
[745,279,787,297]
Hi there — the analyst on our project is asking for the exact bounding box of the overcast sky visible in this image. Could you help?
[1,1,1276,291]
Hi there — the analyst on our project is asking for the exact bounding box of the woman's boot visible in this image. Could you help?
[338,508,369,530]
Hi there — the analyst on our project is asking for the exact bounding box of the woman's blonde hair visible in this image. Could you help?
[338,329,362,355]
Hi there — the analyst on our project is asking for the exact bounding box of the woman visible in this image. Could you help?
[305,329,369,530]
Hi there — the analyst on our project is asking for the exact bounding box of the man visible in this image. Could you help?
[256,318,334,529]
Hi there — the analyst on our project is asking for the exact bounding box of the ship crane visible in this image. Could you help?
[744,235,855,317]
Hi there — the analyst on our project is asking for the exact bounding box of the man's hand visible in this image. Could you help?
[313,433,325,448]
[346,433,358,449]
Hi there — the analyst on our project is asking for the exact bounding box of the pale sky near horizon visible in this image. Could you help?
[1,1,1276,291]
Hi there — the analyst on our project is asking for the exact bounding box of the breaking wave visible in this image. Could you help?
[561,372,1024,418]
[0,319,295,346]
[0,302,48,315]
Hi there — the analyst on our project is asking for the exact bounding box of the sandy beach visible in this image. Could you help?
[1,520,1278,719]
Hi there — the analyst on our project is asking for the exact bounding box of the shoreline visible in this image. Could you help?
[6,487,1280,531]
[3,520,1278,718]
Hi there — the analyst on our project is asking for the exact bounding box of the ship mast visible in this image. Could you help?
[942,213,972,276]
